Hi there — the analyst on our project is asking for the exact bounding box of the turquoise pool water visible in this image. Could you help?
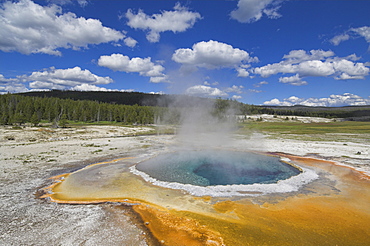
[135,150,301,187]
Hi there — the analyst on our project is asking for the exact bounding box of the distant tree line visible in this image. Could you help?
[0,95,246,127]
[17,90,369,119]
[254,105,370,119]
[0,94,173,126]
[2,92,369,127]
[17,90,211,107]
[0,94,249,127]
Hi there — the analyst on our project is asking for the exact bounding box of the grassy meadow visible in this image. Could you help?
[238,121,370,143]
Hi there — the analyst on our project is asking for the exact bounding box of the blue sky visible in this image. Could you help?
[0,0,369,106]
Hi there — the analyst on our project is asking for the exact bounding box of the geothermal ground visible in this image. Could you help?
[0,120,369,245]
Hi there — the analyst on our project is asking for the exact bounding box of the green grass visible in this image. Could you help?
[239,121,370,135]
[91,149,103,154]
[238,121,370,143]
[68,121,126,126]
[81,143,101,147]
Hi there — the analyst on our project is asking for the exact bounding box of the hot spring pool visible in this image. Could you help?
[131,150,317,197]
[44,149,370,246]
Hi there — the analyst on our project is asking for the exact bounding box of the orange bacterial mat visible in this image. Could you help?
[43,153,370,246]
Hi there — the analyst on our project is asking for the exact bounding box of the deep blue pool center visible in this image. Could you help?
[136,150,301,186]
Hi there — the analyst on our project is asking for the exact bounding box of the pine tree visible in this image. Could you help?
[59,114,68,128]
[30,112,40,126]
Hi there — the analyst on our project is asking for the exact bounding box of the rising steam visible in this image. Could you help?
[156,96,239,149]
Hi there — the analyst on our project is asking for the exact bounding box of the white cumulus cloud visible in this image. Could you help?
[232,95,242,100]
[237,66,250,77]
[248,89,262,93]
[352,26,370,43]
[0,67,113,92]
[225,85,244,94]
[297,60,335,77]
[0,0,126,55]
[172,40,258,76]
[185,85,228,97]
[0,74,29,93]
[0,74,18,83]
[230,0,284,23]
[331,26,370,46]
[47,0,88,7]
[283,49,335,63]
[72,84,133,92]
[263,93,370,107]
[279,74,307,86]
[28,67,113,90]
[253,81,268,87]
[126,3,201,43]
[72,84,110,91]
[98,53,167,83]
[252,49,369,85]
[124,37,138,48]
[330,34,350,46]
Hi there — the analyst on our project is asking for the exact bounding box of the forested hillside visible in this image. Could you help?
[17,90,211,107]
